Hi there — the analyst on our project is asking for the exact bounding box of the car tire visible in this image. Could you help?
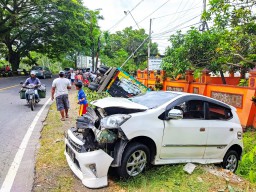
[100,65,109,70]
[117,142,149,179]
[222,150,239,173]
[99,67,107,75]
[88,82,99,91]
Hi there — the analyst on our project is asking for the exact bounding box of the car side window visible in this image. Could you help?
[207,102,233,120]
[173,100,205,119]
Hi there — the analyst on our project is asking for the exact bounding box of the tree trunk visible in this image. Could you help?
[220,69,226,84]
[91,45,95,71]
[8,51,20,72]
[95,36,100,67]
[240,67,246,79]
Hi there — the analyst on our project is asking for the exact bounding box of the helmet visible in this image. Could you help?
[30,71,36,75]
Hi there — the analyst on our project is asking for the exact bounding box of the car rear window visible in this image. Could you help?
[32,66,42,70]
[129,91,179,109]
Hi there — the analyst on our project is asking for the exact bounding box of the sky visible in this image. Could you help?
[83,0,204,54]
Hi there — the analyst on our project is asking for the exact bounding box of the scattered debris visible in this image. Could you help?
[183,163,196,174]
[204,165,244,183]
[197,176,203,182]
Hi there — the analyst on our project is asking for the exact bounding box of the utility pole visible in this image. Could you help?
[147,18,152,87]
[199,0,209,31]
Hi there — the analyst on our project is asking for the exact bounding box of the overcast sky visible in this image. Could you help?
[83,0,204,54]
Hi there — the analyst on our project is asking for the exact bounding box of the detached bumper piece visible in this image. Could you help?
[65,137,113,188]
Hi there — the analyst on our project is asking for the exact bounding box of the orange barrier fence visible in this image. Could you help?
[137,68,256,128]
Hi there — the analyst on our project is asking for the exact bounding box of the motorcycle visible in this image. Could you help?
[0,69,13,77]
[20,83,40,111]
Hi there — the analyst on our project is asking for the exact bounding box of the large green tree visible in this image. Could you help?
[206,0,256,77]
[163,0,256,80]
[0,0,96,71]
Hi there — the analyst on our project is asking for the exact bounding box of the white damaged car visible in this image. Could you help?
[64,91,243,188]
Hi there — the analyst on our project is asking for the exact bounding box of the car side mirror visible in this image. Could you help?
[167,109,183,120]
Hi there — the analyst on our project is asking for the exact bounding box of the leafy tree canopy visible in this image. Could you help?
[163,0,256,80]
[0,0,100,71]
[100,27,158,73]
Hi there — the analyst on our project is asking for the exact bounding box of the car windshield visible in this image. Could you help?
[129,91,179,109]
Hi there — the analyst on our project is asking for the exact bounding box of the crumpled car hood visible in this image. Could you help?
[91,97,148,110]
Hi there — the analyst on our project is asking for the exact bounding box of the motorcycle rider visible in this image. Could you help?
[23,70,41,102]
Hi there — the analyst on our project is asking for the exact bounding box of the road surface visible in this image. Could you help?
[0,76,54,192]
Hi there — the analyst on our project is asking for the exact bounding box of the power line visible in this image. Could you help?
[137,0,171,24]
[107,0,144,32]
[157,0,201,32]
[151,22,201,40]
[152,14,201,37]
[152,5,201,20]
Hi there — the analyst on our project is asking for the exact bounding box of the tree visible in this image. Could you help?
[100,27,158,73]
[206,0,256,77]
[84,9,103,71]
[163,0,256,81]
[162,29,222,79]
[0,0,92,71]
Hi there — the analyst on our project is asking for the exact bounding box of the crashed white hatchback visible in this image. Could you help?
[64,91,243,188]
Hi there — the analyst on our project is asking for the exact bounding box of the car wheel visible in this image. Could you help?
[88,82,99,91]
[222,150,239,173]
[99,67,107,75]
[117,142,149,179]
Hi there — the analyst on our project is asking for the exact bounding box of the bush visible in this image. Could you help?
[237,129,256,182]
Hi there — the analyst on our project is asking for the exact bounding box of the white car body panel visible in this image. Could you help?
[161,119,208,159]
[65,139,113,188]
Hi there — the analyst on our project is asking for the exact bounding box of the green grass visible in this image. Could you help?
[116,164,255,192]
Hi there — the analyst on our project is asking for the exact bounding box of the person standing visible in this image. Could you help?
[70,69,76,85]
[75,82,88,116]
[51,71,71,121]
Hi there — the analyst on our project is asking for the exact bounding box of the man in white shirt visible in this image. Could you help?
[51,71,72,121]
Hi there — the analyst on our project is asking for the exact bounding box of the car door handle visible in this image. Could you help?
[200,128,205,132]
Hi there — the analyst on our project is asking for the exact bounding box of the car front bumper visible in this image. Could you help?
[64,137,113,188]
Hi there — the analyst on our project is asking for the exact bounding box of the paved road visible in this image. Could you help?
[0,76,54,192]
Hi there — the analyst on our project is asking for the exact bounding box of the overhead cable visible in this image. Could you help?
[107,0,144,32]
[136,0,171,24]
[152,15,201,37]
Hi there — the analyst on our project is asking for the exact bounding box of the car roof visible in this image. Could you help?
[165,91,233,110]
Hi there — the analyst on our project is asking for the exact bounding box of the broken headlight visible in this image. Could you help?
[100,114,131,129]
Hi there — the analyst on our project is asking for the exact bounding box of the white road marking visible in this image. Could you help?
[0,98,52,192]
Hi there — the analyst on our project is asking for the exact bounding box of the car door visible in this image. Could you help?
[203,102,236,159]
[160,99,208,159]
